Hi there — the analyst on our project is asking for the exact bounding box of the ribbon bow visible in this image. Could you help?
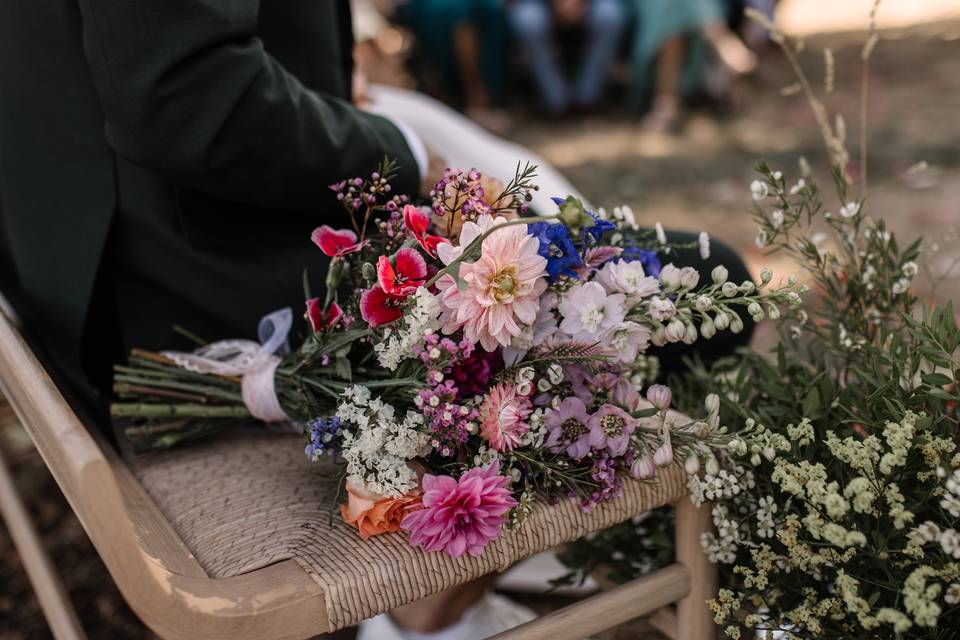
[161,308,293,422]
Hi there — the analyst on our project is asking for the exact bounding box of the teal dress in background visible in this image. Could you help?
[629,0,724,109]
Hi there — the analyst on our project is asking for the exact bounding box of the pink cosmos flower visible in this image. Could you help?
[436,215,548,351]
[401,461,517,558]
[305,298,343,332]
[478,382,531,451]
[377,248,428,297]
[359,286,404,327]
[311,226,366,257]
[403,204,450,257]
[587,404,637,457]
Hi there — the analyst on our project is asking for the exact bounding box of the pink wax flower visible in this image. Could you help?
[450,348,503,399]
[544,396,593,460]
[588,404,637,457]
[478,382,531,451]
[436,215,548,351]
[305,298,343,332]
[311,226,366,258]
[403,204,450,257]
[401,461,517,558]
[359,285,404,327]
[377,247,428,297]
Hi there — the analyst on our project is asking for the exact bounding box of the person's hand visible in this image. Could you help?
[421,145,447,198]
[552,0,588,27]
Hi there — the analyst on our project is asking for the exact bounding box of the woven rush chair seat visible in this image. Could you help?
[0,307,718,640]
[132,430,689,631]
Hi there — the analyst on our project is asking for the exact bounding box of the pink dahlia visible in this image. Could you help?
[436,215,548,351]
[478,383,531,451]
[401,461,517,557]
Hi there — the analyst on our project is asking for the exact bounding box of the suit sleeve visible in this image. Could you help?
[76,0,420,211]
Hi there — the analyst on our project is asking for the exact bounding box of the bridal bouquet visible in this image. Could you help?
[113,161,801,558]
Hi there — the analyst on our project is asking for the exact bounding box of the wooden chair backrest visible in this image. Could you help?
[0,309,328,640]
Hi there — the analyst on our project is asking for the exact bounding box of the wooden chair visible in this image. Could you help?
[0,307,717,640]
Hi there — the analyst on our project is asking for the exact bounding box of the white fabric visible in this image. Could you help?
[366,84,592,214]
[161,308,292,422]
[386,115,430,181]
[357,592,537,640]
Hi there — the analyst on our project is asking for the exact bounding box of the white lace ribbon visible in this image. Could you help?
[161,308,293,422]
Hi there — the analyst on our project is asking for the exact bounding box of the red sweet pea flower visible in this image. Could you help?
[403,204,449,257]
[359,286,404,327]
[377,247,428,297]
[305,298,343,332]
[311,226,366,258]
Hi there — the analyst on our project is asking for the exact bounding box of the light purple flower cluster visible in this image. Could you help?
[579,452,626,512]
[430,168,490,220]
[329,171,409,212]
[414,334,484,457]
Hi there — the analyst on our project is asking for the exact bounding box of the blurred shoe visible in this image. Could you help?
[356,591,537,640]
[641,95,682,135]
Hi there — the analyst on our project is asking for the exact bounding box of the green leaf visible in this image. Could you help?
[921,372,952,387]
[802,387,821,417]
[335,357,352,382]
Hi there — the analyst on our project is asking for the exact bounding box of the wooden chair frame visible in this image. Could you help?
[0,308,717,640]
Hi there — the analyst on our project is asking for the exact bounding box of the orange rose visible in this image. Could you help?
[340,483,422,540]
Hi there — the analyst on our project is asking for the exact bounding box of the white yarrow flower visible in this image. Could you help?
[698,231,711,259]
[750,180,768,200]
[840,201,861,218]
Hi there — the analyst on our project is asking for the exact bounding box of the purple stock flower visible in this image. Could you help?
[544,397,593,460]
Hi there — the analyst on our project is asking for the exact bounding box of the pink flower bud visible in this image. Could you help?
[646,384,672,411]
[630,454,656,479]
[653,442,674,467]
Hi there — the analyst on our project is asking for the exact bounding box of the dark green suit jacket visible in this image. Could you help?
[0,0,419,407]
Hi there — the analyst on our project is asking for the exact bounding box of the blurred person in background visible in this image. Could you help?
[630,0,758,132]
[389,0,511,132]
[508,0,629,115]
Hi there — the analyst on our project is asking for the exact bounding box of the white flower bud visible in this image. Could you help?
[659,263,681,289]
[722,282,738,297]
[651,326,668,347]
[683,322,698,345]
[700,317,716,339]
[705,455,720,476]
[665,319,686,343]
[763,446,776,461]
[646,384,672,411]
[739,280,755,294]
[730,314,744,334]
[767,303,781,320]
[516,381,533,396]
[750,453,762,466]
[747,302,763,317]
[711,265,729,284]
[695,295,714,312]
[684,452,701,475]
[537,378,552,392]
[547,363,564,385]
[679,267,700,290]
[630,454,656,480]
[705,393,720,415]
[760,268,773,284]
[788,274,798,285]
[653,442,674,467]
[713,312,730,331]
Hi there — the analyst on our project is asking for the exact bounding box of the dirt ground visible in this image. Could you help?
[2,17,959,640]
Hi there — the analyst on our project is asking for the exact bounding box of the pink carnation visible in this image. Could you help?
[401,461,517,557]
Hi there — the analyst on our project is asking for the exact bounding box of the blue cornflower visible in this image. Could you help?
[528,221,583,281]
[304,416,342,462]
[549,196,615,242]
[622,247,662,278]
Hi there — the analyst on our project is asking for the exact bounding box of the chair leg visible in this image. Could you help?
[0,442,86,640]
[675,496,717,640]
